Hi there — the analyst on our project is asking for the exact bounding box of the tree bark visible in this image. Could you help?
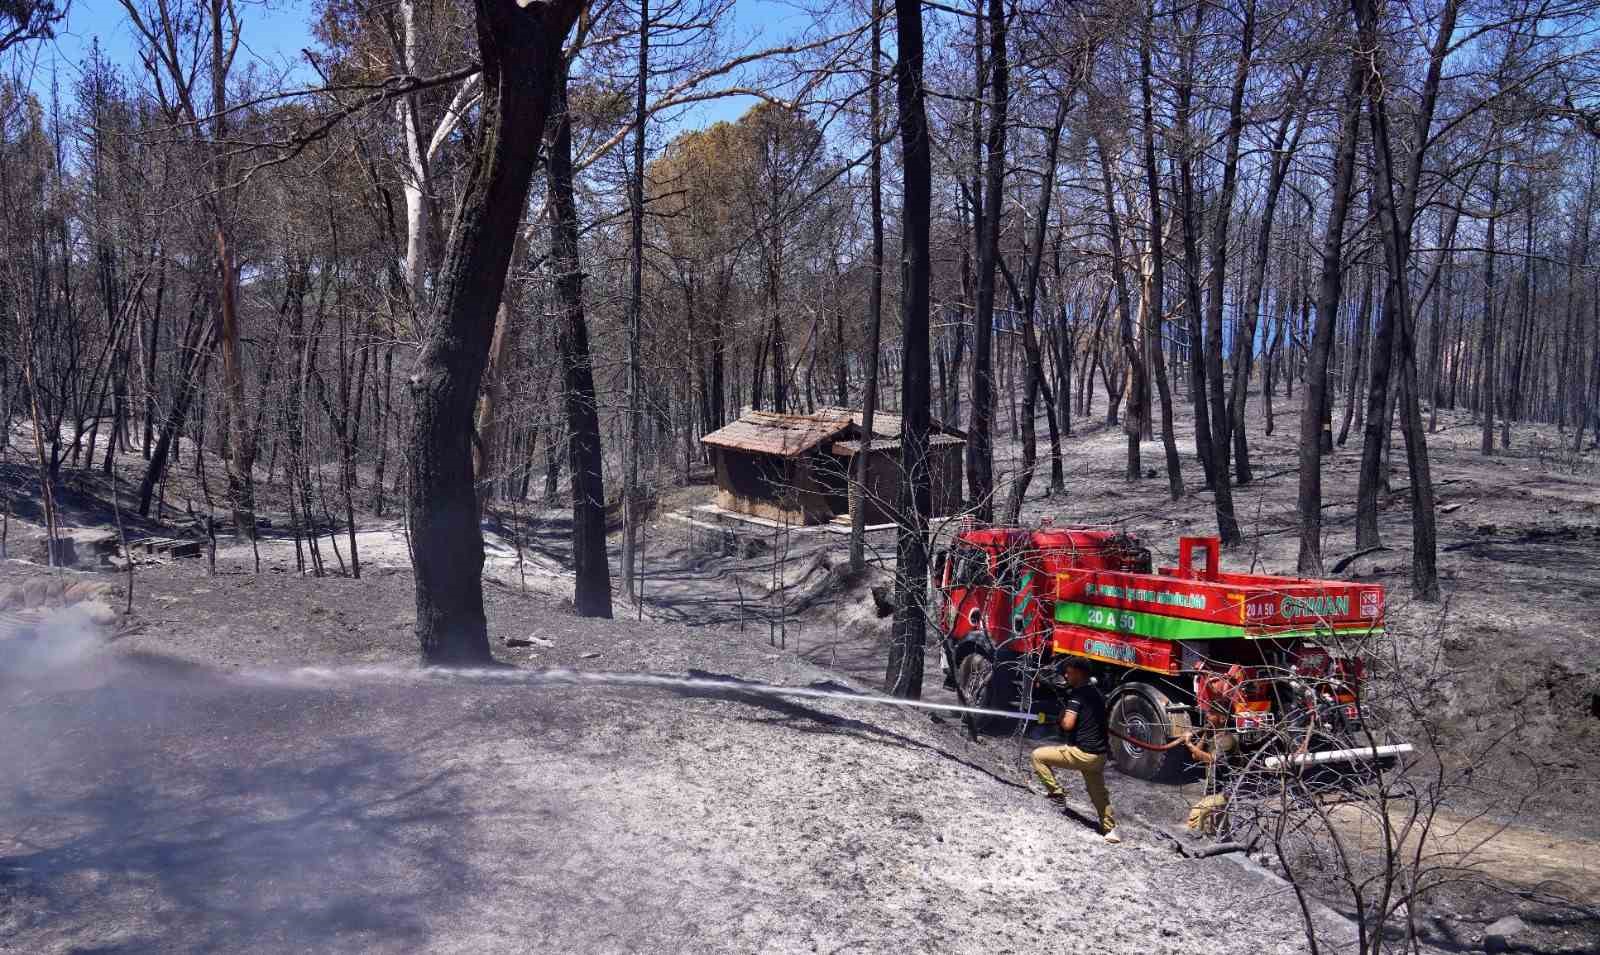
[1480,154,1503,452]
[1096,134,1142,481]
[1002,96,1068,523]
[548,64,614,619]
[966,0,1006,522]
[884,0,930,700]
[406,0,582,664]
[1202,0,1254,545]
[622,0,649,602]
[1140,4,1183,500]
[850,0,885,575]
[1298,45,1363,573]
[1174,8,1214,489]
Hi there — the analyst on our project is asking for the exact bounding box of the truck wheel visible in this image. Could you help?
[957,653,994,709]
[1109,683,1191,782]
[956,651,1026,732]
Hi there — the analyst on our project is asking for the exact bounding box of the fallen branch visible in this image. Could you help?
[1147,826,1248,859]
[1331,546,1387,574]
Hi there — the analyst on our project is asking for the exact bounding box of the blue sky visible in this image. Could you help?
[34,0,319,92]
[29,0,812,129]
[683,0,815,127]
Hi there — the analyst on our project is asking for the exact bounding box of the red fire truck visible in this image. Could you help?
[933,524,1394,780]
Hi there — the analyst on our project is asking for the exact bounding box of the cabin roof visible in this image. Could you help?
[831,433,965,456]
[700,409,855,458]
[702,406,968,459]
[812,407,966,440]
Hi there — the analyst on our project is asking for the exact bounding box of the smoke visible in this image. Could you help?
[1,629,1029,952]
[0,635,490,951]
[0,602,113,681]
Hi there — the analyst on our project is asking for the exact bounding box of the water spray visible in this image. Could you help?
[674,676,1051,725]
[257,664,1050,726]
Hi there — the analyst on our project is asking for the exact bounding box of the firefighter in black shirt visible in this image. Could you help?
[1030,656,1121,844]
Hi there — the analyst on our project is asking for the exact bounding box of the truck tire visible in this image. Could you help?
[956,649,1026,733]
[957,652,994,711]
[1109,682,1191,782]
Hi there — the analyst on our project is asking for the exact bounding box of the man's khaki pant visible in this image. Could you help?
[1187,793,1228,835]
[1031,745,1115,834]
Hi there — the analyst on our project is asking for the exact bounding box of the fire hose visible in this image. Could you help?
[1109,728,1187,751]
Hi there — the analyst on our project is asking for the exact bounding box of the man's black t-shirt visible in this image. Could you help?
[1062,684,1110,755]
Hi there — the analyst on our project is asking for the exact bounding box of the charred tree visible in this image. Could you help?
[1229,70,1306,487]
[622,0,649,602]
[884,0,931,701]
[1002,95,1069,523]
[1139,5,1183,500]
[850,0,885,575]
[1351,0,1450,600]
[1201,0,1254,546]
[548,63,614,619]
[966,0,1006,522]
[406,0,583,664]
[1095,133,1143,481]
[1174,6,1213,489]
[1298,44,1364,574]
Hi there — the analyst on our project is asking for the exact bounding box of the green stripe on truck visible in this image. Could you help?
[1053,600,1247,640]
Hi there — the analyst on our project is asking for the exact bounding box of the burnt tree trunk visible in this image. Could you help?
[850,0,885,575]
[1352,0,1450,599]
[549,63,614,619]
[621,0,649,600]
[1480,160,1502,452]
[1174,9,1214,489]
[1337,266,1372,446]
[1140,8,1183,500]
[966,0,1006,522]
[1202,0,1254,545]
[138,302,218,516]
[1298,44,1363,573]
[884,0,931,701]
[1002,95,1069,523]
[406,0,582,664]
[1229,72,1306,487]
[1355,282,1398,550]
[1096,134,1142,481]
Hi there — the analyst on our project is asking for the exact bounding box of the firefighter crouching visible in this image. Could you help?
[1183,705,1240,836]
[1031,656,1122,845]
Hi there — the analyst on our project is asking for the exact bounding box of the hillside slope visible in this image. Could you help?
[1,560,1338,954]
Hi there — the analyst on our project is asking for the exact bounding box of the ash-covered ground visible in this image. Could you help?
[4,395,1600,953]
[3,561,1343,954]
[617,403,1600,845]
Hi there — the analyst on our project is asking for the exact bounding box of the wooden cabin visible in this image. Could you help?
[700,407,965,527]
